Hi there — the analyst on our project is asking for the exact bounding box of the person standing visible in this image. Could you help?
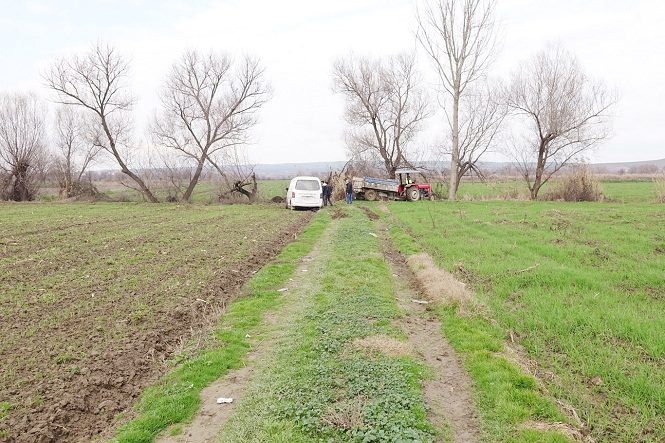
[323,181,333,206]
[345,179,353,204]
[321,181,329,206]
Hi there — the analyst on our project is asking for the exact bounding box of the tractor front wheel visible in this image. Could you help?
[406,187,420,202]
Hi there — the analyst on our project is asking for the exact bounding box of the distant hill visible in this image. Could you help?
[254,158,665,178]
[590,158,665,173]
[254,161,347,178]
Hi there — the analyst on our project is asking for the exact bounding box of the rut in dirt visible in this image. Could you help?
[377,221,482,443]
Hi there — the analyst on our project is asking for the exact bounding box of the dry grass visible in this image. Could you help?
[406,252,479,316]
[321,398,367,431]
[543,167,604,202]
[352,335,413,357]
[654,174,665,203]
[519,420,594,442]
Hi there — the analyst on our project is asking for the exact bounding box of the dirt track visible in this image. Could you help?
[154,207,481,442]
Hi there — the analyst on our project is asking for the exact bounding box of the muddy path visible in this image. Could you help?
[378,225,482,442]
[154,207,482,442]
[155,216,333,443]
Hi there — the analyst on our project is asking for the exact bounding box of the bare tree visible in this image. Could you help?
[43,42,159,202]
[152,50,271,202]
[0,92,48,201]
[332,52,431,179]
[416,0,499,199]
[437,78,507,183]
[505,44,616,199]
[52,106,102,197]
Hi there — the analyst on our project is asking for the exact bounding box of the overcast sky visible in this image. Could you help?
[1,0,663,165]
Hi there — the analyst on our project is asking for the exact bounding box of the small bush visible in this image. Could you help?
[543,167,604,202]
[654,174,665,203]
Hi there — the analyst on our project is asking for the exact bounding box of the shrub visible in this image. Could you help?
[543,166,604,202]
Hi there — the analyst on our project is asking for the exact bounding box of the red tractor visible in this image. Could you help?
[352,169,432,201]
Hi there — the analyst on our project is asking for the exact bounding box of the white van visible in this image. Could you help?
[285,176,323,210]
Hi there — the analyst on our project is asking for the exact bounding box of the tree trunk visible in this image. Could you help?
[449,82,461,200]
[101,118,159,203]
[530,139,548,200]
[10,161,31,201]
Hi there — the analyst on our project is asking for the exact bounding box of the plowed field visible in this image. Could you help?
[0,203,312,443]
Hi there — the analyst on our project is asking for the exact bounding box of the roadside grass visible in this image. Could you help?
[219,207,438,442]
[109,211,329,443]
[383,199,665,443]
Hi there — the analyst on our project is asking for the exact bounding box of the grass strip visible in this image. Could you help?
[219,206,437,442]
[108,213,329,443]
[375,202,572,443]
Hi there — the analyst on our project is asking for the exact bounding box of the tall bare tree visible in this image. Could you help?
[416,0,499,199]
[0,92,48,201]
[332,52,431,179]
[506,44,616,199]
[43,42,159,202]
[152,50,271,202]
[52,106,102,197]
[437,78,507,184]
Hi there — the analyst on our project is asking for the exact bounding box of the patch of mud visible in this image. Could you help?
[379,234,482,442]
[359,206,379,220]
[331,208,347,219]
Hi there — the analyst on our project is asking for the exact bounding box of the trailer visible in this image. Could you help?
[352,169,432,201]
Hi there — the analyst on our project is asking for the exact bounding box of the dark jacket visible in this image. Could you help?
[345,181,353,194]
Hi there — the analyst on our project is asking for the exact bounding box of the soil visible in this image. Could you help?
[0,210,313,443]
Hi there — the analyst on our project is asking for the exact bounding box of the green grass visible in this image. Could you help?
[437,179,659,203]
[219,207,437,442]
[109,211,329,443]
[258,179,290,200]
[382,199,665,443]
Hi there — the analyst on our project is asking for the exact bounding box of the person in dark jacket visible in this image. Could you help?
[323,181,333,206]
[345,179,353,204]
[322,181,329,206]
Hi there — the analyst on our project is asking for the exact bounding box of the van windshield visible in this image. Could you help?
[295,180,320,191]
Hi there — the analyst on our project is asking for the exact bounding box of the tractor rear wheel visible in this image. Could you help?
[365,189,378,201]
[406,186,420,201]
